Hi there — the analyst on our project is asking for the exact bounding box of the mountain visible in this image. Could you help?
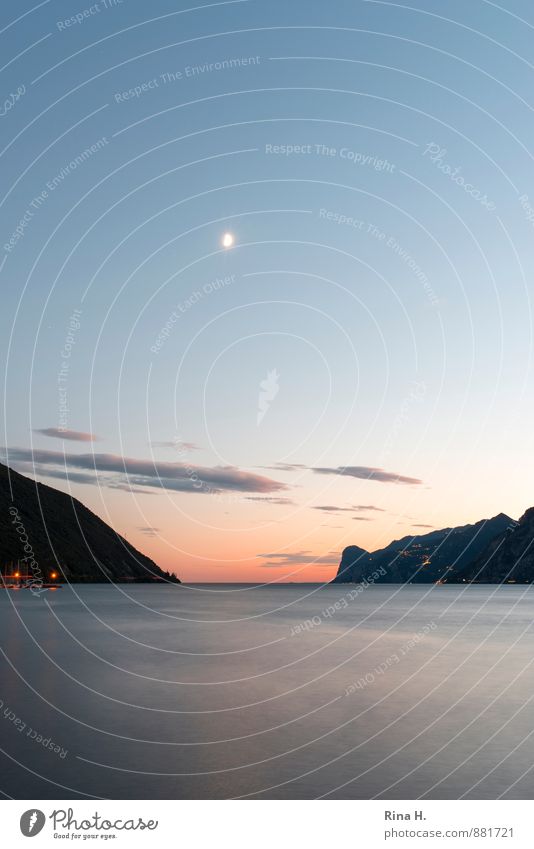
[331,545,370,583]
[0,463,179,583]
[332,513,513,584]
[455,508,534,583]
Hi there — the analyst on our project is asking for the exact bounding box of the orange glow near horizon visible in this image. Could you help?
[42,461,528,584]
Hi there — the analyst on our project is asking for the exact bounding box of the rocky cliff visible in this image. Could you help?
[331,545,370,582]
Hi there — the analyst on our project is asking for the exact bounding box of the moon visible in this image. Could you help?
[222,232,235,248]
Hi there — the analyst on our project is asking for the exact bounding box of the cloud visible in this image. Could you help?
[259,463,306,472]
[34,428,100,442]
[312,505,354,513]
[313,504,383,516]
[137,526,160,536]
[260,463,421,485]
[106,482,156,495]
[353,516,372,521]
[244,496,295,505]
[312,466,422,485]
[26,465,155,494]
[31,467,101,486]
[412,523,435,528]
[257,550,339,568]
[150,441,200,451]
[4,447,287,495]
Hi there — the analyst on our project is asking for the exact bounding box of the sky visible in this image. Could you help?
[2,0,534,582]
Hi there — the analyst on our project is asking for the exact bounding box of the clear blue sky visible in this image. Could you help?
[2,0,534,580]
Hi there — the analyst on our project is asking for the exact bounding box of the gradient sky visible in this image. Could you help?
[2,0,534,581]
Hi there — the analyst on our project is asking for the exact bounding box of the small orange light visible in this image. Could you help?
[14,572,20,578]
[50,572,58,580]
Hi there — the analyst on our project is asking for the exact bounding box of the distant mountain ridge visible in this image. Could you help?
[0,463,179,583]
[332,512,516,584]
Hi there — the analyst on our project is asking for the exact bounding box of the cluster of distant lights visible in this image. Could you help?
[12,571,57,579]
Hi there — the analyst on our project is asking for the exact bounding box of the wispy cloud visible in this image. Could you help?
[260,463,421,485]
[150,441,200,451]
[312,466,422,485]
[29,465,156,495]
[257,550,339,568]
[4,447,288,495]
[313,505,354,512]
[259,463,306,472]
[314,504,384,515]
[137,526,160,536]
[312,504,385,522]
[32,467,100,486]
[412,523,435,528]
[34,428,100,442]
[244,496,295,505]
[107,482,156,495]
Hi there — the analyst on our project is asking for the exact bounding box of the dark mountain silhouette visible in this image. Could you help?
[331,545,370,583]
[332,513,513,584]
[455,508,534,583]
[0,462,179,583]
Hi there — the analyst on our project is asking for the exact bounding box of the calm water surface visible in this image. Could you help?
[1,584,533,799]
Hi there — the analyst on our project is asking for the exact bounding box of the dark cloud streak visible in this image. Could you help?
[4,447,287,495]
[313,466,422,485]
[34,428,100,442]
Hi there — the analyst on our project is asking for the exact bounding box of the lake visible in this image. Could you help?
[1,583,533,799]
